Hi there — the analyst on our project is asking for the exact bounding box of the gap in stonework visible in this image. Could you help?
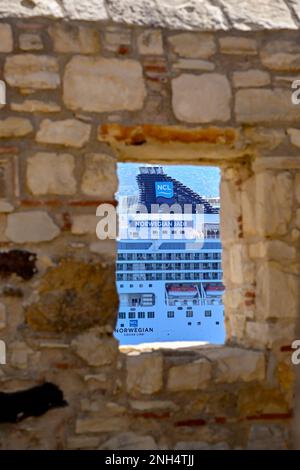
[114,163,224,348]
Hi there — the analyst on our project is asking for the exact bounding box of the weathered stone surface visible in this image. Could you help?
[6,211,60,243]
[81,153,117,198]
[63,57,146,112]
[243,127,285,150]
[19,33,43,51]
[0,201,13,213]
[71,215,97,235]
[36,119,91,148]
[0,0,108,21]
[246,320,295,348]
[247,424,289,450]
[173,59,215,71]
[261,41,300,71]
[0,303,6,329]
[219,0,296,30]
[175,441,230,450]
[256,171,293,236]
[219,36,257,54]
[287,128,300,147]
[137,30,163,55]
[101,432,157,450]
[27,152,76,195]
[172,73,231,123]
[4,55,60,90]
[130,400,177,411]
[48,24,100,53]
[106,0,227,30]
[11,99,61,113]
[256,264,299,319]
[235,89,300,123]
[168,33,216,58]
[66,436,100,450]
[72,330,118,366]
[249,240,297,261]
[104,29,131,51]
[233,70,270,88]
[126,353,163,395]
[167,359,211,392]
[0,23,13,52]
[0,117,33,138]
[25,259,118,333]
[201,347,265,383]
[296,174,300,204]
[76,416,130,434]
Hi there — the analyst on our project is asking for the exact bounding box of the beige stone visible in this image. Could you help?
[19,33,43,51]
[4,55,60,89]
[261,40,300,71]
[247,424,288,450]
[36,119,91,148]
[11,100,61,113]
[0,201,14,213]
[233,70,270,88]
[0,117,33,138]
[173,59,215,71]
[243,127,285,150]
[256,171,293,236]
[219,36,257,55]
[241,175,256,237]
[126,353,163,395]
[104,30,131,51]
[256,264,299,319]
[220,176,240,243]
[0,24,13,52]
[287,128,300,147]
[48,23,100,53]
[81,153,117,198]
[10,341,36,369]
[76,416,129,434]
[67,436,100,450]
[167,359,211,392]
[72,330,118,366]
[168,33,216,58]
[296,209,300,229]
[6,211,60,243]
[235,88,300,123]
[27,152,76,195]
[137,30,163,55]
[245,320,295,349]
[201,347,265,383]
[101,432,157,450]
[129,400,177,411]
[296,174,300,204]
[0,303,6,330]
[228,244,254,285]
[72,215,97,235]
[63,56,146,112]
[172,73,231,123]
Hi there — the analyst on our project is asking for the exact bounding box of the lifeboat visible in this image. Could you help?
[167,285,198,297]
[205,283,225,296]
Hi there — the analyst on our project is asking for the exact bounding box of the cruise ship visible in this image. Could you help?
[114,167,225,345]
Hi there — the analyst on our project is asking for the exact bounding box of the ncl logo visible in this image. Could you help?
[155,181,174,199]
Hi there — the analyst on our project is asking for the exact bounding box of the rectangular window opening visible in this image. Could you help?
[114,163,225,348]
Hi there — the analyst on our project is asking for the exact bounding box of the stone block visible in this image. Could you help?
[172,73,231,123]
[233,70,270,88]
[6,211,60,243]
[261,40,300,71]
[0,117,33,138]
[167,359,211,392]
[0,24,13,52]
[27,152,76,195]
[36,119,91,148]
[19,33,43,51]
[126,353,163,395]
[219,36,257,54]
[137,30,163,55]
[168,33,216,58]
[4,55,60,90]
[72,330,118,366]
[48,23,100,53]
[81,153,117,198]
[63,57,146,112]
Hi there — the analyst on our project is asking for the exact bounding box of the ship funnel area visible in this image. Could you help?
[115,163,224,346]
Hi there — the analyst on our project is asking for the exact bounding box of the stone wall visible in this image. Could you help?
[0,16,300,449]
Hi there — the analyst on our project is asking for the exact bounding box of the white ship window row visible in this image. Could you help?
[116,262,222,271]
[117,252,221,261]
[117,272,222,281]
